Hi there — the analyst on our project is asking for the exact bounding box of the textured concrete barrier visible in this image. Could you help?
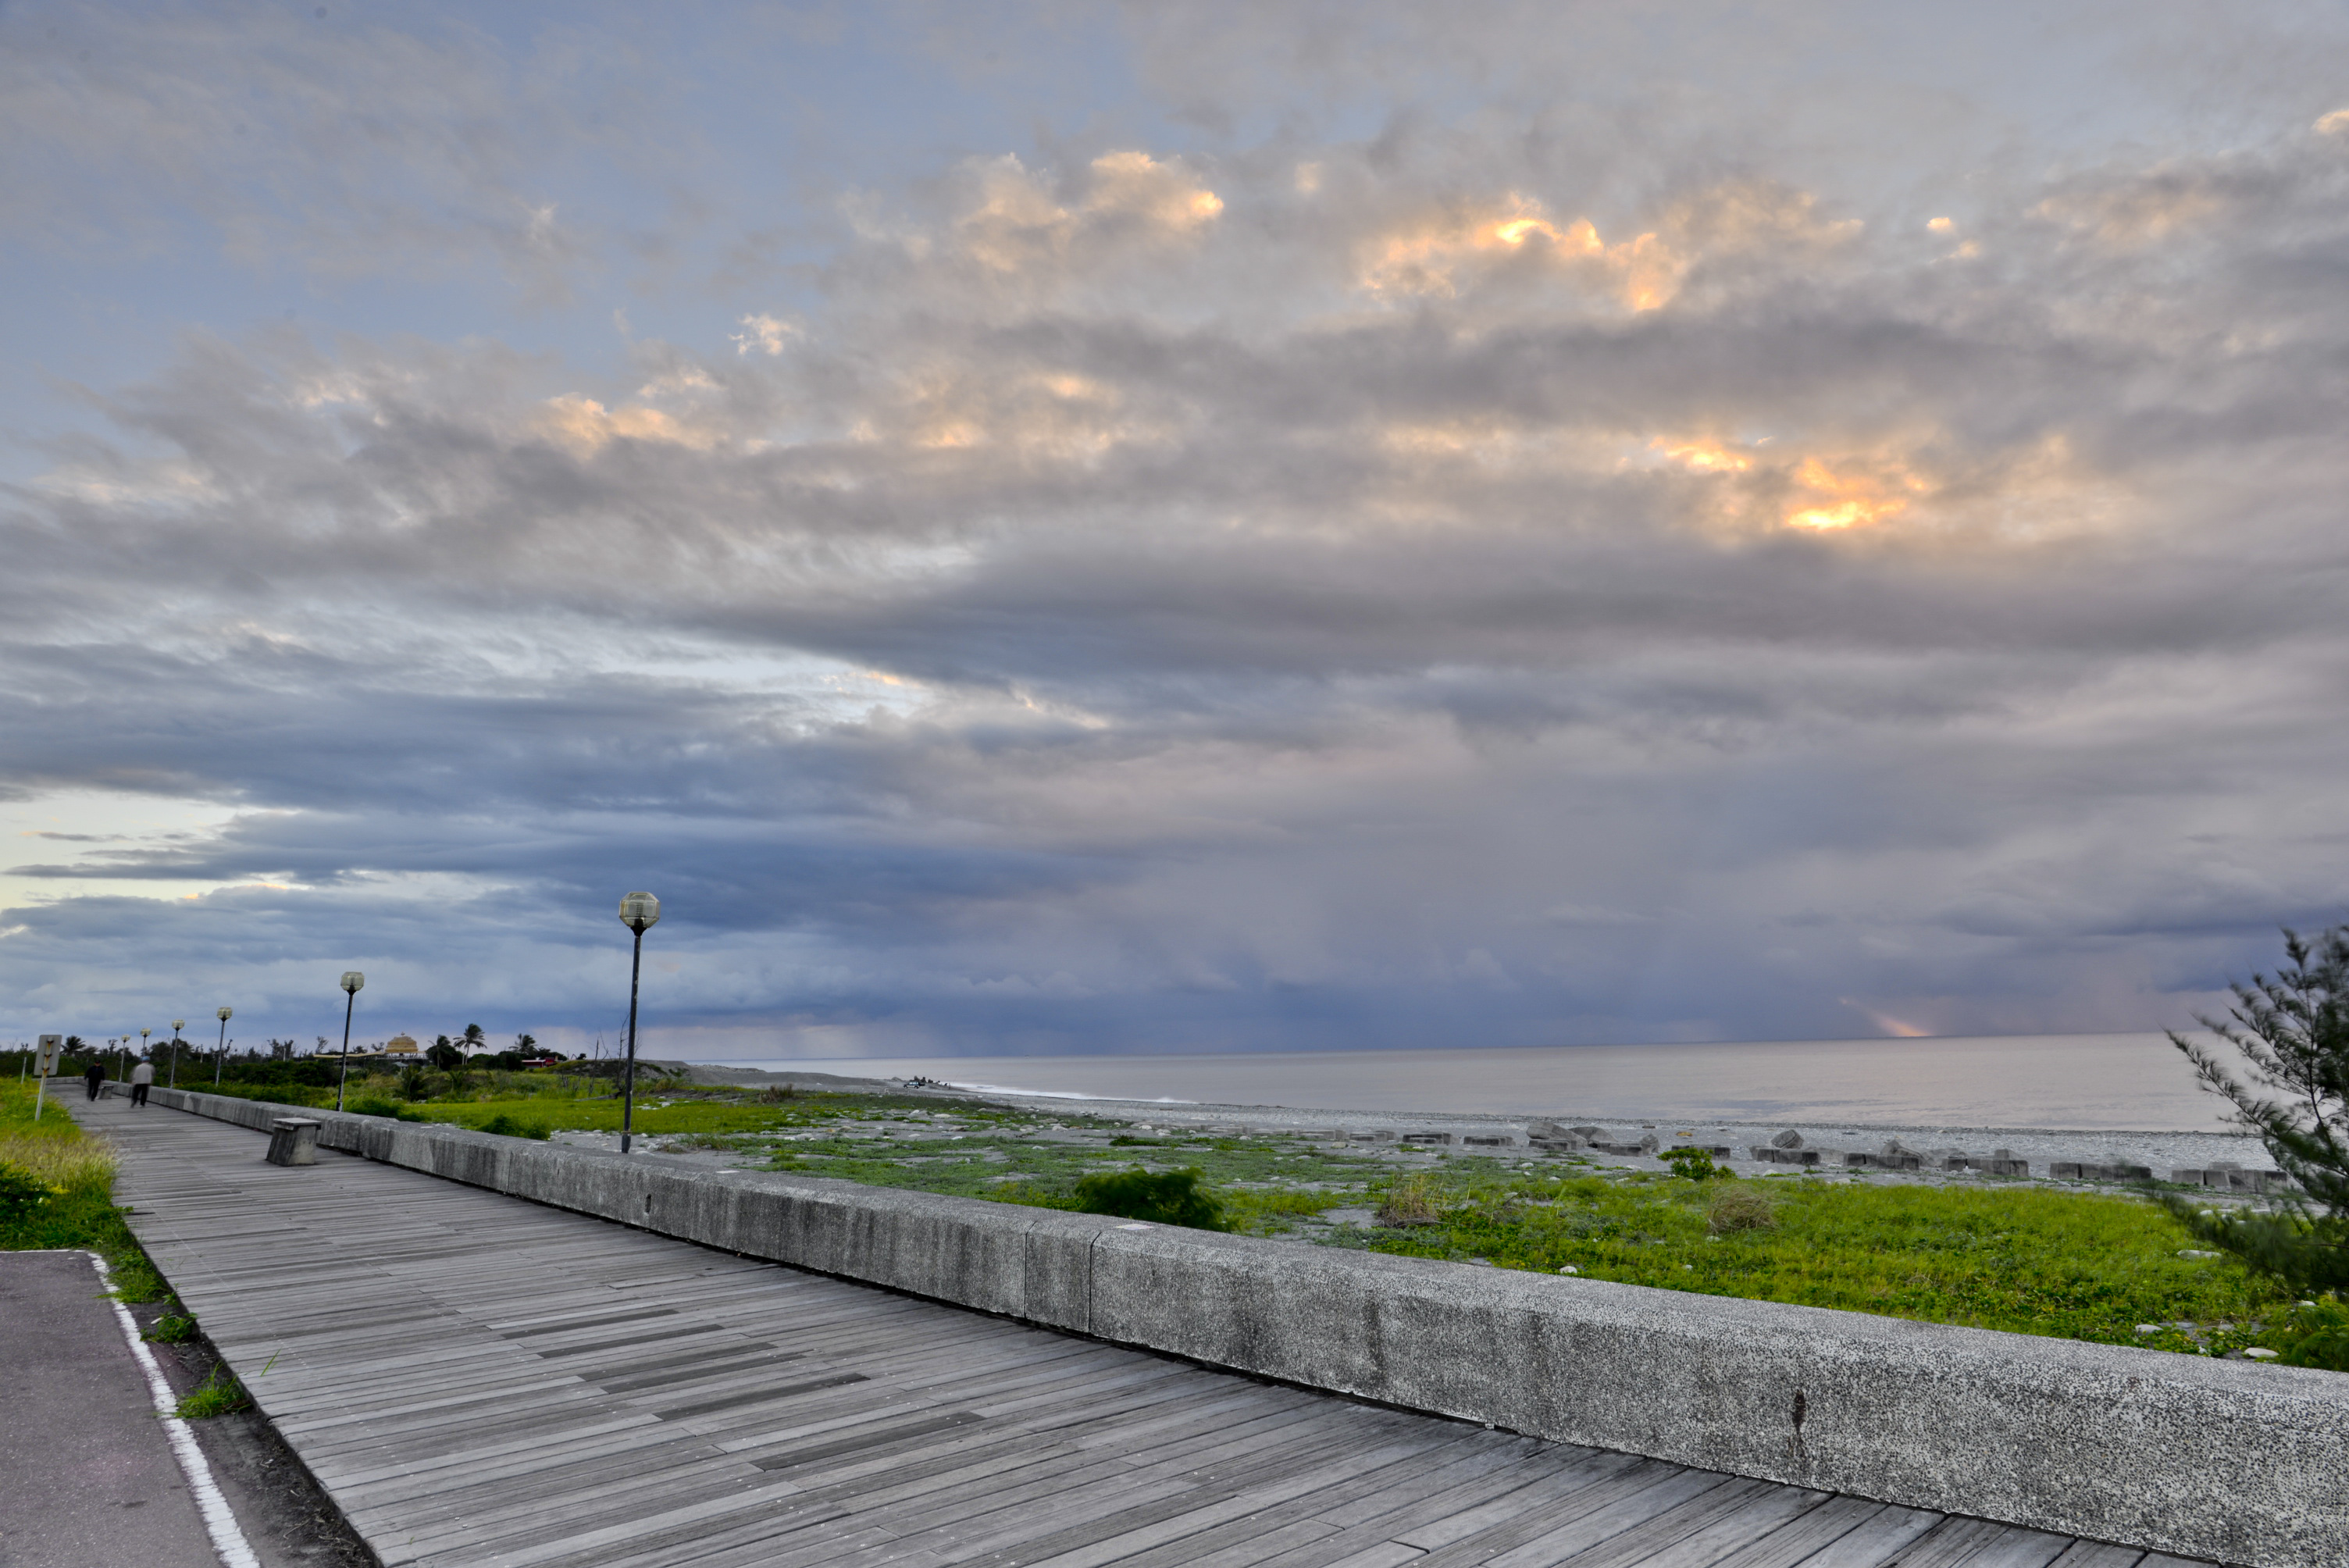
[115,1085,2347,1566]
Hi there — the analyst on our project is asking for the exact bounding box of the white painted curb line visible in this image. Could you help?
[82,1249,261,1568]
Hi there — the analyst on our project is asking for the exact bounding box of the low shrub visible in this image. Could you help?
[477,1114,551,1140]
[1664,1148,1726,1181]
[1707,1183,1776,1234]
[2263,1297,2349,1370]
[1377,1172,1444,1228]
[347,1097,403,1119]
[1072,1167,1229,1231]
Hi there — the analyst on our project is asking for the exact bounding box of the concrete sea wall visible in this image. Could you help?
[118,1085,2347,1566]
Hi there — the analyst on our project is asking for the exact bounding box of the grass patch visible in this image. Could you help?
[0,1082,169,1302]
[1349,1166,2298,1353]
[173,1362,250,1419]
[145,1310,200,1343]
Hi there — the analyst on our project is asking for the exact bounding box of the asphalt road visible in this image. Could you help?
[0,1250,219,1568]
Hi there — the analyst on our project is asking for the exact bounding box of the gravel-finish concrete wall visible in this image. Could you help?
[119,1085,2347,1567]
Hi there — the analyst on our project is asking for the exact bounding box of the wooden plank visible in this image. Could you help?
[1863,1516,2070,1568]
[2043,1544,2145,1568]
[1695,1495,1900,1568]
[1550,1480,1827,1567]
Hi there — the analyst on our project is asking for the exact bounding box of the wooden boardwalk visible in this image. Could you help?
[82,1094,2206,1568]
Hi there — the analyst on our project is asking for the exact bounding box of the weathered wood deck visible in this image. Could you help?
[81,1093,2208,1568]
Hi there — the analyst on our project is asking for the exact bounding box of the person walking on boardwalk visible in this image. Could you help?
[130,1057,153,1107]
[84,1056,104,1101]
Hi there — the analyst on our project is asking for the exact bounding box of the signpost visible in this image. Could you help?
[33,1034,61,1121]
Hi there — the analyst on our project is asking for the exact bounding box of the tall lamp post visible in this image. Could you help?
[215,1007,233,1085]
[168,1019,185,1088]
[335,972,365,1112]
[139,1028,151,1077]
[617,892,661,1154]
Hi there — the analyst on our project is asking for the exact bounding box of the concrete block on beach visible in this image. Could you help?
[1400,1131,1454,1145]
[2051,1161,2155,1181]
[1588,1133,1661,1156]
[2172,1167,2293,1193]
[1748,1146,1822,1166]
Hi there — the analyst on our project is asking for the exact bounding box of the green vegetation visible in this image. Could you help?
[145,1310,200,1344]
[1339,1163,2302,1356]
[2170,925,2349,1295]
[1070,1167,1231,1230]
[173,1362,250,1419]
[0,1082,168,1303]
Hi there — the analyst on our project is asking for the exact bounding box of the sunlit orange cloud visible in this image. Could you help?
[1648,438,1932,534]
[1841,998,1931,1038]
[535,395,723,458]
[1783,456,1927,532]
[1650,437,1751,474]
[1360,194,1677,310]
[955,150,1222,273]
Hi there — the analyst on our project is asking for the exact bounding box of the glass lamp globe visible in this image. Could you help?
[618,892,661,933]
[341,971,365,994]
[218,1006,233,1021]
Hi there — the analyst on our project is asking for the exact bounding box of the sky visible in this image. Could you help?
[5,0,2349,1060]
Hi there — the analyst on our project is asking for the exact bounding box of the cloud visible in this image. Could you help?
[6,3,2349,1055]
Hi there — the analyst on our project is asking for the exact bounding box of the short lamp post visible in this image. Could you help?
[617,892,661,1154]
[336,972,365,1112]
[215,1007,233,1085]
[168,1019,185,1088]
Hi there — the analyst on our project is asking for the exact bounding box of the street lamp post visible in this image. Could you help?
[168,1020,185,1088]
[139,1028,150,1078]
[616,892,661,1154]
[215,1007,233,1085]
[335,973,365,1112]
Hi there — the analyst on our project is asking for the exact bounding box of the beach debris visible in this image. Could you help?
[1557,1265,1580,1274]
[2244,1348,2279,1360]
[1770,1129,1805,1149]
[2180,1249,2222,1260]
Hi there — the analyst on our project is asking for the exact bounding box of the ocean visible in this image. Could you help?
[697,1032,2238,1132]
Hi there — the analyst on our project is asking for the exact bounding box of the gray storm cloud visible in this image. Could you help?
[4,1,2347,1052]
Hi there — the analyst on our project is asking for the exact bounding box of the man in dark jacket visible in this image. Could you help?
[84,1057,104,1101]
